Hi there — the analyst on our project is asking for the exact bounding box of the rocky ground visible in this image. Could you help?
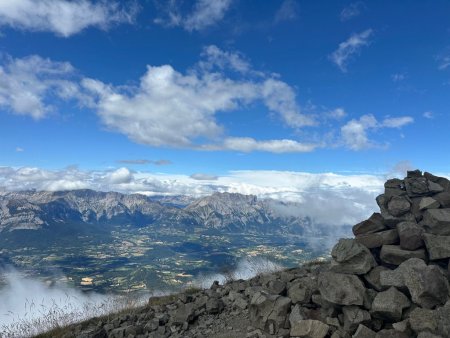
[38,170,450,338]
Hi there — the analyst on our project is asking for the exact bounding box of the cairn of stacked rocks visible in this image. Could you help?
[58,170,450,338]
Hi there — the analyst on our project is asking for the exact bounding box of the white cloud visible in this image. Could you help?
[0,166,389,226]
[340,2,364,21]
[381,116,414,128]
[199,45,253,74]
[154,0,232,32]
[0,55,80,119]
[274,0,299,23]
[437,50,450,70]
[221,137,316,153]
[0,0,137,37]
[330,29,373,72]
[391,73,406,82]
[340,114,414,150]
[423,111,434,119]
[327,107,347,119]
[108,167,133,184]
[15,147,24,152]
[190,173,218,181]
[82,46,315,153]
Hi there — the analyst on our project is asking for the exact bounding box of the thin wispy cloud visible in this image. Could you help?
[0,0,137,37]
[118,159,172,165]
[340,2,365,21]
[423,111,434,119]
[391,73,407,82]
[190,173,218,181]
[154,0,232,32]
[330,29,373,72]
[274,0,299,23]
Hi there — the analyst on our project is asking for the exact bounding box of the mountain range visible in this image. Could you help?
[0,190,316,235]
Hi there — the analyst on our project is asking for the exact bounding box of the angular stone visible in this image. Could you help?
[249,292,291,335]
[424,172,450,191]
[364,266,390,291]
[374,329,409,338]
[342,306,371,332]
[423,233,450,260]
[290,319,329,338]
[433,192,450,208]
[422,209,450,235]
[371,287,410,322]
[353,324,376,338]
[287,278,314,304]
[409,307,439,334]
[388,196,411,217]
[381,209,416,228]
[356,229,399,249]
[396,221,423,250]
[405,177,429,196]
[380,258,449,309]
[429,181,445,194]
[318,272,366,306]
[380,245,426,265]
[330,239,377,274]
[172,303,196,324]
[419,197,440,210]
[407,170,423,178]
[352,213,386,236]
[417,333,444,338]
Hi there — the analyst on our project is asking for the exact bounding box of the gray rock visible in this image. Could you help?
[380,258,449,309]
[409,307,438,334]
[352,324,376,338]
[364,266,390,291]
[405,177,429,196]
[289,304,305,328]
[249,292,291,335]
[424,172,450,190]
[352,213,386,236]
[371,287,410,322]
[172,303,196,324]
[379,245,426,265]
[433,191,450,208]
[265,279,286,295]
[330,239,377,274]
[206,298,224,314]
[423,233,450,260]
[287,278,314,304]
[396,221,423,250]
[355,229,399,249]
[422,209,450,235]
[342,306,371,332]
[417,333,443,338]
[290,319,329,338]
[374,329,409,338]
[318,272,366,306]
[419,197,440,210]
[388,196,411,217]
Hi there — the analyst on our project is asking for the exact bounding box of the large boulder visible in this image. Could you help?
[364,266,390,291]
[249,292,291,335]
[342,306,371,332]
[396,221,423,250]
[355,229,399,249]
[380,258,449,309]
[371,287,410,322]
[353,213,386,236]
[318,272,366,306]
[422,209,450,235]
[387,196,411,217]
[330,239,377,274]
[423,233,450,260]
[405,177,430,196]
[379,245,426,265]
[419,197,440,210]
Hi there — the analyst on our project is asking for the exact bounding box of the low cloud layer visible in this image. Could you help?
[0,166,393,227]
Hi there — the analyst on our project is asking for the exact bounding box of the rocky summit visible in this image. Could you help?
[41,170,450,338]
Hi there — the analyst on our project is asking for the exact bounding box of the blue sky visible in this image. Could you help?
[0,0,449,188]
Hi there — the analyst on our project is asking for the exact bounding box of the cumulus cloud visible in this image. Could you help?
[330,29,373,72]
[327,107,347,119]
[82,45,314,153]
[340,114,413,150]
[0,55,82,119]
[154,0,232,32]
[107,167,133,184]
[340,2,364,21]
[0,0,137,37]
[274,0,299,23]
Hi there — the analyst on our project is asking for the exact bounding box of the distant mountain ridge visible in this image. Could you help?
[0,190,315,235]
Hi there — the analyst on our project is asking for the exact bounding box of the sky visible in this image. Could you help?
[0,0,449,199]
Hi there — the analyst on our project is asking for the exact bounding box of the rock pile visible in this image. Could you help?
[54,170,450,338]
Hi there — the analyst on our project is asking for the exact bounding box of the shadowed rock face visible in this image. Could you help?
[39,170,450,338]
